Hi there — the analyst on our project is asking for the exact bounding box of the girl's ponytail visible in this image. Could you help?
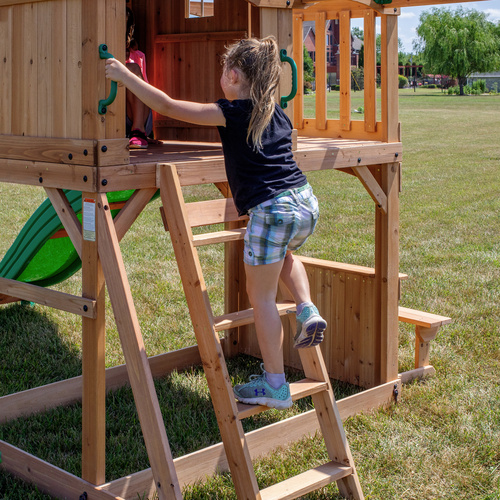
[222,37,282,151]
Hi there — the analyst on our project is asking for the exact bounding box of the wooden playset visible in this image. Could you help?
[0,0,458,498]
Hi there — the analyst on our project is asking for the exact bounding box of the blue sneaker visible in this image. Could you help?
[233,364,292,410]
[294,304,327,348]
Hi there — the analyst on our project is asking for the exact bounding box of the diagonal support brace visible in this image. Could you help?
[352,166,388,213]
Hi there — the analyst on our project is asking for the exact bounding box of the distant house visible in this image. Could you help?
[467,72,500,92]
[303,20,362,86]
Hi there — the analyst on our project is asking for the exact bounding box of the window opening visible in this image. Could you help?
[186,0,214,18]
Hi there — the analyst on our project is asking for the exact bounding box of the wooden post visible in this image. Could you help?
[339,10,351,131]
[96,193,182,500]
[315,11,327,130]
[363,9,376,133]
[81,192,106,485]
[374,163,400,384]
[380,13,400,142]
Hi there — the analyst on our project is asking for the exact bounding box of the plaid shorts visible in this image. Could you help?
[244,184,319,266]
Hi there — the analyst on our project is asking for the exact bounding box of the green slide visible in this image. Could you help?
[0,190,159,288]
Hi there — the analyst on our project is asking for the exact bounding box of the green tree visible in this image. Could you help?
[415,7,500,95]
[303,45,315,86]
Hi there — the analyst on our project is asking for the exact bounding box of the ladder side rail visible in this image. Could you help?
[158,164,261,499]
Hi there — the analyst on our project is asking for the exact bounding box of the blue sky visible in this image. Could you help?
[351,0,500,53]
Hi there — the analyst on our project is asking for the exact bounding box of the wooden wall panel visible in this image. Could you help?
[0,6,12,135]
[11,3,38,136]
[66,0,82,138]
[240,259,379,389]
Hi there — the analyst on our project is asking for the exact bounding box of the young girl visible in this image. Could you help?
[105,36,327,410]
[125,7,152,149]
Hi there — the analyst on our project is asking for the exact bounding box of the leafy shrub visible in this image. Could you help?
[472,79,486,93]
[398,75,408,88]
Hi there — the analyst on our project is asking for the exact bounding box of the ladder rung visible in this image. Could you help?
[237,378,329,419]
[259,461,353,500]
[214,301,296,332]
[192,227,246,246]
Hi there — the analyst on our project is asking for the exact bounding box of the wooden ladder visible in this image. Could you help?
[159,164,364,500]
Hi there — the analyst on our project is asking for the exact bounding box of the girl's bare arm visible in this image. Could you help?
[105,58,225,127]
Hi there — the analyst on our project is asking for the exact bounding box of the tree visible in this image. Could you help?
[415,7,500,95]
[303,45,314,84]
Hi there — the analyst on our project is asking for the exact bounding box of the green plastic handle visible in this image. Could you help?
[279,49,297,109]
[99,44,118,115]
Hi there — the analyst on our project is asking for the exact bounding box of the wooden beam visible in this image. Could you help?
[352,165,388,213]
[0,135,96,165]
[0,277,95,317]
[363,9,377,133]
[96,192,182,500]
[0,440,122,500]
[339,10,351,131]
[315,11,327,130]
[81,192,106,485]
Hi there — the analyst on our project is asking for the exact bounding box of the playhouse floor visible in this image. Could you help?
[128,137,402,177]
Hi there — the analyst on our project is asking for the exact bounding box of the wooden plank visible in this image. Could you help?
[192,228,247,246]
[81,192,106,486]
[363,9,377,133]
[0,5,13,135]
[398,306,451,328]
[399,365,436,384]
[292,12,304,130]
[97,192,182,500]
[277,7,294,120]
[0,159,97,190]
[374,163,400,384]
[97,138,130,166]
[36,1,66,138]
[339,10,351,131]
[352,165,388,213]
[346,272,362,386]
[359,276,376,388]
[0,135,96,165]
[66,0,82,138]
[260,462,352,500]
[185,198,246,227]
[155,30,246,44]
[11,3,37,136]
[315,11,327,130]
[105,0,126,140]
[0,345,202,425]
[159,164,260,499]
[380,14,399,142]
[0,277,95,317]
[298,346,364,498]
[82,0,106,139]
[0,441,122,500]
[298,118,384,140]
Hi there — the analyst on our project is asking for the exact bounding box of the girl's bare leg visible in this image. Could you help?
[244,259,285,375]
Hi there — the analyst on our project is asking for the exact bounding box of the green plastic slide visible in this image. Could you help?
[0,189,159,288]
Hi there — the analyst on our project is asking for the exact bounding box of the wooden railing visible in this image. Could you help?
[292,5,400,143]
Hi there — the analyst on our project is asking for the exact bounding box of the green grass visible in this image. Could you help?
[0,88,499,499]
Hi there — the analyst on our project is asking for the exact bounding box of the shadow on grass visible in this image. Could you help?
[0,306,363,499]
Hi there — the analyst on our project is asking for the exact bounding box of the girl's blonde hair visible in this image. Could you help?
[221,36,281,151]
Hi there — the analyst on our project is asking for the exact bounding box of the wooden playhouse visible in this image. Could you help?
[0,0,457,498]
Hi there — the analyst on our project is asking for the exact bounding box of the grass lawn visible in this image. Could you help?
[0,88,499,499]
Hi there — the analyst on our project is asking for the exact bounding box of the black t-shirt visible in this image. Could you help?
[217,99,307,215]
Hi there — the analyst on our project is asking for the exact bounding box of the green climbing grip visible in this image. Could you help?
[373,0,392,4]
[279,49,297,109]
[99,44,118,115]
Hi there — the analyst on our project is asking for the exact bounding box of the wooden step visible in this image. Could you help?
[214,301,296,332]
[192,227,247,246]
[236,378,329,419]
[259,461,353,500]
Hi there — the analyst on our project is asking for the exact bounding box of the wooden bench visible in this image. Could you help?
[398,306,452,383]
